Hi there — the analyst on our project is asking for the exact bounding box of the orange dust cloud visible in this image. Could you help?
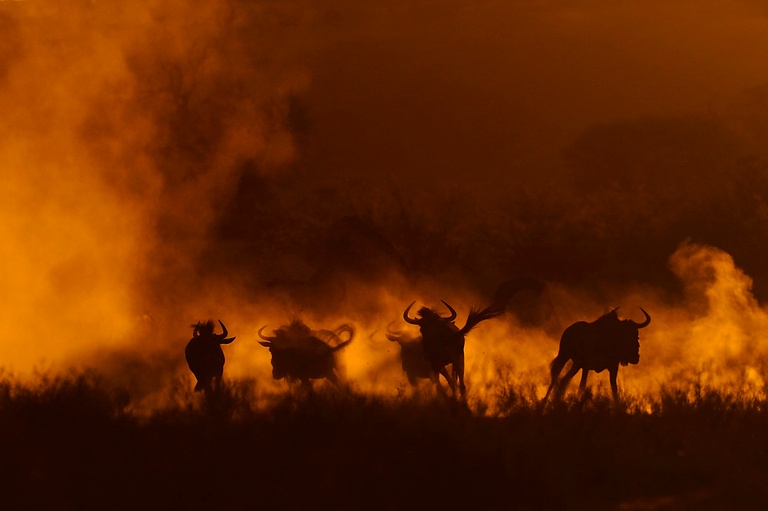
[5,1,768,415]
[575,241,768,402]
[413,241,768,413]
[272,241,768,412]
[0,0,314,381]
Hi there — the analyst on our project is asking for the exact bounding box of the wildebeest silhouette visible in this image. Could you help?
[403,300,503,399]
[384,321,431,386]
[543,307,651,402]
[397,278,543,398]
[258,319,354,388]
[185,319,236,395]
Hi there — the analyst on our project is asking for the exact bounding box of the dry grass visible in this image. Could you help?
[1,370,767,510]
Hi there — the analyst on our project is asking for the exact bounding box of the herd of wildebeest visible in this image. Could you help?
[184,279,652,403]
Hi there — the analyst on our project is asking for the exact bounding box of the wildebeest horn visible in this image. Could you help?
[441,300,457,322]
[334,324,354,342]
[385,320,401,341]
[403,301,419,325]
[632,308,651,328]
[386,320,400,334]
[216,319,229,339]
[258,325,276,346]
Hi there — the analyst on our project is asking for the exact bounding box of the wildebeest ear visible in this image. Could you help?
[258,341,271,347]
[220,336,236,345]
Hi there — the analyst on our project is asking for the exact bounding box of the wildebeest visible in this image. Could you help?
[389,278,544,391]
[543,307,651,402]
[258,319,354,387]
[184,319,236,395]
[403,300,504,399]
[384,321,431,386]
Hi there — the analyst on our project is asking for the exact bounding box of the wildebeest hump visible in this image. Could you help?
[561,321,618,372]
[269,336,337,380]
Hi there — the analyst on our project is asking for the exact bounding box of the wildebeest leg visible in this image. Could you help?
[609,366,619,401]
[454,355,466,399]
[435,367,456,397]
[556,364,581,398]
[429,372,441,395]
[543,355,569,401]
[579,369,589,393]
[201,379,216,404]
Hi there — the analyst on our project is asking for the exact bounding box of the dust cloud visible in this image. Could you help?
[3,1,768,410]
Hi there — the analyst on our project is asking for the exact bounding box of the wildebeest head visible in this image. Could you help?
[385,321,431,384]
[257,319,354,384]
[191,319,236,343]
[593,307,651,366]
[402,301,460,339]
[401,299,502,399]
[403,300,457,324]
[385,321,422,345]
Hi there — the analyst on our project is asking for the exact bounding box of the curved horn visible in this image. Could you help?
[258,325,276,342]
[216,319,229,339]
[386,320,401,335]
[403,301,419,325]
[441,300,457,322]
[317,329,341,344]
[334,324,355,343]
[632,308,651,328]
[384,321,400,342]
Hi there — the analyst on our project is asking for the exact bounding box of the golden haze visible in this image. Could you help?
[2,1,768,412]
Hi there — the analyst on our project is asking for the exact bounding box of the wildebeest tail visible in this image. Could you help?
[460,305,505,335]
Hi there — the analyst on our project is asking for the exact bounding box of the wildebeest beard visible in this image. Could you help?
[618,322,641,366]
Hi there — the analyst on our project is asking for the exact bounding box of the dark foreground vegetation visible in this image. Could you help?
[2,372,768,511]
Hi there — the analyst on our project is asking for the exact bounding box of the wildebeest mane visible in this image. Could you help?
[592,308,620,326]
[192,319,215,337]
[417,306,445,320]
[281,319,313,340]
